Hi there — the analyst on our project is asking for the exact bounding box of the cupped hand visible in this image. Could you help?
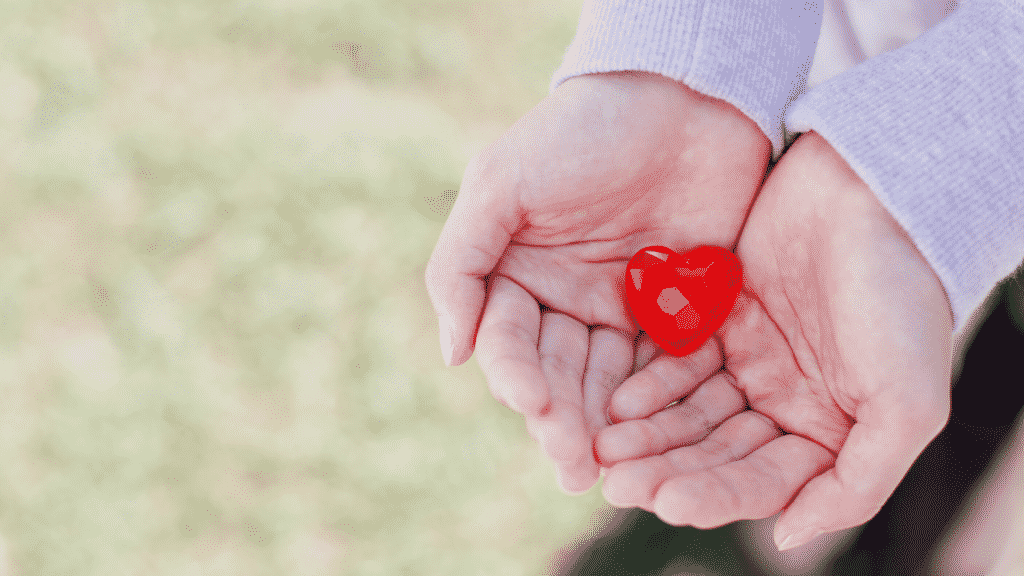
[597,131,954,549]
[424,71,771,493]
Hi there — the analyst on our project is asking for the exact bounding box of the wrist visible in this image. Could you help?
[796,131,955,336]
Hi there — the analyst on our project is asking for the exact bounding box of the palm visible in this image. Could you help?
[482,70,769,333]
[426,71,770,494]
[598,132,953,548]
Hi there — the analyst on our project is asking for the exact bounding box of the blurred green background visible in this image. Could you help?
[0,0,616,574]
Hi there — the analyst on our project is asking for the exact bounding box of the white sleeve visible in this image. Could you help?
[549,0,824,160]
[786,0,1024,331]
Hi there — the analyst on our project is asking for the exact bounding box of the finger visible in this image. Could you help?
[539,311,590,409]
[772,391,949,550]
[632,331,659,374]
[581,327,633,434]
[596,372,746,464]
[524,311,593,493]
[652,433,834,529]
[609,336,723,422]
[475,276,549,415]
[424,152,520,367]
[602,410,781,509]
[526,401,596,494]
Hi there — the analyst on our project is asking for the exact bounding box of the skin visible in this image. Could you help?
[598,131,955,550]
[426,70,955,551]
[424,71,770,493]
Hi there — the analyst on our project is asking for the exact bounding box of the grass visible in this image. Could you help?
[0,1,614,574]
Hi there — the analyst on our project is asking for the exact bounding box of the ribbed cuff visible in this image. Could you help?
[786,0,1024,331]
[550,0,823,160]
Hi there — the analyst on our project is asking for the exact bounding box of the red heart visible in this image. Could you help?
[625,245,742,357]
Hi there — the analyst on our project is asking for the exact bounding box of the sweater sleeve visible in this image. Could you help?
[549,0,824,161]
[785,0,1024,332]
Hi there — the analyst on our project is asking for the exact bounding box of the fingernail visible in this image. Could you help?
[605,405,615,425]
[778,528,822,551]
[439,316,454,366]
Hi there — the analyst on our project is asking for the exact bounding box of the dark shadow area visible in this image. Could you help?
[831,280,1024,576]
[556,509,751,576]
[555,281,1024,576]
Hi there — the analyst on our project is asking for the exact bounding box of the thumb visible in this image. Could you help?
[424,154,522,366]
[772,390,950,551]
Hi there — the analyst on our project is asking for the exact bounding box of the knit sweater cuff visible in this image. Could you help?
[549,0,823,160]
[786,0,1024,332]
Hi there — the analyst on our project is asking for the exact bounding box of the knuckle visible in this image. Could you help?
[589,364,623,392]
[657,402,711,446]
[542,350,580,380]
[503,320,538,346]
[747,410,782,437]
[686,402,714,437]
[641,420,669,454]
[697,472,744,526]
[698,434,733,462]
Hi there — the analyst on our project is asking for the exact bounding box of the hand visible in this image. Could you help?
[424,71,771,493]
[596,131,954,549]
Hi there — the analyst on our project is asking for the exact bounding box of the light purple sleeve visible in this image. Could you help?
[786,0,1024,331]
[548,0,823,161]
